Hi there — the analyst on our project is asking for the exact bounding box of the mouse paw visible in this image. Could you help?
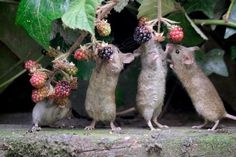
[160,125,169,129]
[28,126,41,133]
[84,126,95,130]
[150,128,161,131]
[207,128,216,131]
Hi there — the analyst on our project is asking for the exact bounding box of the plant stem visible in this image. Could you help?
[224,0,235,22]
[157,0,162,33]
[193,19,236,28]
[66,31,89,56]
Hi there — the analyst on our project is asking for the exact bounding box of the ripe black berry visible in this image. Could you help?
[133,26,152,44]
[98,46,113,60]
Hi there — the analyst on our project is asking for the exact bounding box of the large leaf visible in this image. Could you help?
[196,49,228,77]
[62,0,100,35]
[183,0,224,18]
[167,12,204,46]
[0,3,47,92]
[16,0,70,49]
[138,0,177,19]
[230,46,236,60]
[224,0,236,39]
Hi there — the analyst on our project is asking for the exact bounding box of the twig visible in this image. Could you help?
[193,19,236,29]
[66,31,89,56]
[157,0,162,33]
[224,0,235,22]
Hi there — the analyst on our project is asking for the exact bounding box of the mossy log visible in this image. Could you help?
[0,125,236,157]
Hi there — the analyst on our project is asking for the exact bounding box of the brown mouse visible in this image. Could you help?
[136,39,168,130]
[166,43,236,130]
[85,44,136,131]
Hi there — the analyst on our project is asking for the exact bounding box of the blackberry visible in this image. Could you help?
[98,46,113,60]
[133,26,152,44]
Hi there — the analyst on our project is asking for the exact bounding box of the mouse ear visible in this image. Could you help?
[182,53,194,65]
[120,53,135,64]
[189,46,200,52]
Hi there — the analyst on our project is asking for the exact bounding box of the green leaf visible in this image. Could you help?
[62,0,100,35]
[0,3,49,92]
[167,12,204,46]
[114,0,129,13]
[76,60,95,80]
[16,0,69,49]
[230,46,236,60]
[196,49,229,77]
[224,0,236,39]
[138,0,177,19]
[184,13,208,40]
[183,0,224,18]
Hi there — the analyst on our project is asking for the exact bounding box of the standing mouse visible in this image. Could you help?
[30,98,71,132]
[136,39,168,130]
[166,43,236,130]
[85,44,135,131]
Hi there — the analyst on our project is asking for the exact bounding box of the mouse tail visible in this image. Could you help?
[116,107,136,116]
[225,113,236,120]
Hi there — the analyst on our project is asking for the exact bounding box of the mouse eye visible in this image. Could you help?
[175,49,180,54]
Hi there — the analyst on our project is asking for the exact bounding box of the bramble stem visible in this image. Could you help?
[193,19,236,28]
[157,0,162,33]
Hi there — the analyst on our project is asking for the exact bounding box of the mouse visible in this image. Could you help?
[136,38,168,130]
[29,98,71,132]
[84,44,136,131]
[166,43,236,130]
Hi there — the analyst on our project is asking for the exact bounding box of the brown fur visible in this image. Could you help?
[85,45,135,129]
[136,39,168,130]
[166,44,236,130]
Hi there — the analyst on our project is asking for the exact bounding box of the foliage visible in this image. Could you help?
[1,0,236,94]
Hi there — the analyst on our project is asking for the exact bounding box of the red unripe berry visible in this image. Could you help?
[168,26,184,43]
[74,49,86,60]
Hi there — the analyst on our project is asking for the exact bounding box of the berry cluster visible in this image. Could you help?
[31,86,49,103]
[96,20,111,37]
[133,26,152,44]
[168,26,184,43]
[98,46,113,60]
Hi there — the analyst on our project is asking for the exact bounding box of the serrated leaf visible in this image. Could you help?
[184,13,208,40]
[114,0,129,13]
[0,3,47,92]
[230,46,236,60]
[52,20,81,45]
[183,0,223,18]
[62,0,100,35]
[16,0,69,49]
[224,0,236,39]
[138,0,177,19]
[196,49,228,77]
[167,12,204,46]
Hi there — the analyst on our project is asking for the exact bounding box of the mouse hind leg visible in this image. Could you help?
[142,108,158,131]
[192,119,208,129]
[152,106,169,129]
[85,120,97,130]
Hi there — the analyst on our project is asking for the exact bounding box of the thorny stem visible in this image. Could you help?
[157,0,162,33]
